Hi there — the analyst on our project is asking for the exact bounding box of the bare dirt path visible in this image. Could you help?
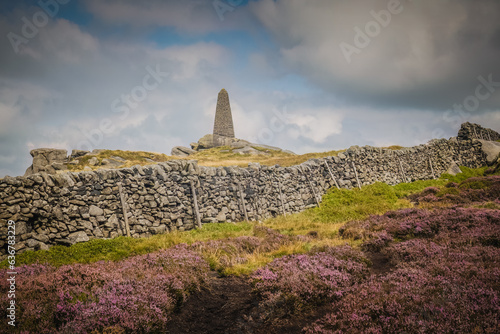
[166,272,259,334]
[166,271,336,334]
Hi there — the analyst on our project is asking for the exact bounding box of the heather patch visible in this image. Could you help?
[409,175,500,205]
[306,267,499,333]
[307,195,500,333]
[340,207,500,247]
[252,246,369,318]
[0,246,209,333]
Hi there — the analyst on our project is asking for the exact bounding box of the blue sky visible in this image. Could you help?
[1,0,500,177]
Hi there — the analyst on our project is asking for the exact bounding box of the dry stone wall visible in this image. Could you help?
[0,137,488,260]
[458,122,500,141]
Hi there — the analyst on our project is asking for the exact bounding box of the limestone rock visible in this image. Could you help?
[446,161,462,176]
[35,242,50,251]
[196,134,238,149]
[68,231,89,244]
[88,157,100,166]
[71,149,90,158]
[101,158,125,168]
[248,162,261,169]
[171,146,196,157]
[233,146,269,155]
[89,205,104,216]
[26,239,39,248]
[105,214,120,229]
[476,140,500,165]
[24,148,68,176]
[251,143,282,151]
[216,211,226,222]
[196,134,215,149]
[194,134,293,154]
[14,221,28,235]
[149,225,167,234]
[229,140,252,149]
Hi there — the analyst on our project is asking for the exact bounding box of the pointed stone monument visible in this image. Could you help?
[213,88,235,138]
[183,88,295,155]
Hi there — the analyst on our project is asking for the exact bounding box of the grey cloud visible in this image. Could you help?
[83,0,254,34]
[249,0,500,111]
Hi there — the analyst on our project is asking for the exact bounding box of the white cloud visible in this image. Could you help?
[287,108,343,143]
[39,19,99,63]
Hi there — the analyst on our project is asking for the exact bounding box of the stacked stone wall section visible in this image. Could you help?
[0,138,488,259]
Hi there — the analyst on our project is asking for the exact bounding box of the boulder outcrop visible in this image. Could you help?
[24,148,68,176]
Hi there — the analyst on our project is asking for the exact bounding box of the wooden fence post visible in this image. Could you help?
[351,161,362,190]
[302,167,321,206]
[275,176,287,216]
[397,157,408,183]
[190,179,202,229]
[324,160,340,190]
[117,183,131,237]
[253,172,261,220]
[237,182,249,222]
[428,156,436,179]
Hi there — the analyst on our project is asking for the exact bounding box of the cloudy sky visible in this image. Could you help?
[1,0,500,177]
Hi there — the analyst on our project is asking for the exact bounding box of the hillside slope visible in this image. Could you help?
[1,165,499,333]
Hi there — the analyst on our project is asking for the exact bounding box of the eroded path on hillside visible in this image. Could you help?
[166,272,257,333]
[166,271,332,334]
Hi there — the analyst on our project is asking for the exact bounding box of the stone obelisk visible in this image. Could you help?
[213,88,235,138]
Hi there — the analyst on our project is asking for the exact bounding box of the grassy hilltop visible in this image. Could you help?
[67,147,346,172]
[66,145,401,172]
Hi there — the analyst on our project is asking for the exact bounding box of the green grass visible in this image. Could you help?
[439,165,489,183]
[1,222,252,268]
[262,179,444,239]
